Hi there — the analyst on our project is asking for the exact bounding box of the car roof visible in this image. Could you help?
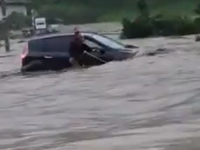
[28,32,98,41]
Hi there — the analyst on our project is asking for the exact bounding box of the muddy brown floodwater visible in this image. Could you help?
[0,33,200,150]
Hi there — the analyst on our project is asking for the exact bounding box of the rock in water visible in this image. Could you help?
[195,35,200,42]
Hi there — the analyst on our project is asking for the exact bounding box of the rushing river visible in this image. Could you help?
[0,33,200,150]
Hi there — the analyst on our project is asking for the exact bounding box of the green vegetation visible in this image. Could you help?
[0,12,31,34]
[6,12,31,30]
[121,0,200,39]
[32,0,200,24]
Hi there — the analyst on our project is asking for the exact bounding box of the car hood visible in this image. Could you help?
[116,48,139,54]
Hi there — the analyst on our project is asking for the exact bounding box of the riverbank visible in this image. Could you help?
[99,0,199,22]
[34,0,199,24]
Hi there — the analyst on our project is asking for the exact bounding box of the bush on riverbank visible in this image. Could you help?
[121,0,200,39]
[6,12,31,30]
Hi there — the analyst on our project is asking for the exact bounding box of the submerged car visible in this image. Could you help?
[20,32,139,72]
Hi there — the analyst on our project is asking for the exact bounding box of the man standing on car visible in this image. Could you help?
[69,28,92,66]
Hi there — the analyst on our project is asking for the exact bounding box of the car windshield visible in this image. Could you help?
[92,34,125,49]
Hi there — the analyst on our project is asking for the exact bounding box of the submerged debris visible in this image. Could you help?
[146,48,172,56]
[195,35,200,42]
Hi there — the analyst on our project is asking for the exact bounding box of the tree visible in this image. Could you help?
[194,3,200,15]
[137,0,150,19]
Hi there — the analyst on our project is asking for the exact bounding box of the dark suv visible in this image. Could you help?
[21,32,138,72]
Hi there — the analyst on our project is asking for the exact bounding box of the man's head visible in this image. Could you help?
[73,27,84,43]
[74,27,80,34]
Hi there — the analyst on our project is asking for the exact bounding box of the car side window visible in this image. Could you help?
[84,38,103,49]
[28,39,44,52]
[43,36,73,52]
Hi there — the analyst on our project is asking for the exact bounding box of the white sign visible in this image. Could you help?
[34,17,46,29]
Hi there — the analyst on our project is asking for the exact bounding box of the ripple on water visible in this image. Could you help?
[0,35,200,149]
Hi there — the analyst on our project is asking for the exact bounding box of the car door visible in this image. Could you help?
[83,36,114,65]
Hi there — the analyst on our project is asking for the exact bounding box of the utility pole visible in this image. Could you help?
[0,0,10,52]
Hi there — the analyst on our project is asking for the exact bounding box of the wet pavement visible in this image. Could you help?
[0,33,200,150]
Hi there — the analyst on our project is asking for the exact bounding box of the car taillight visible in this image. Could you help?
[21,43,29,60]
